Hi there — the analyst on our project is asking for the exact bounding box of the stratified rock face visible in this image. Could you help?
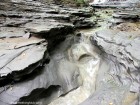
[24,19,74,38]
[112,12,140,19]
[0,37,47,83]
[0,27,27,38]
[0,52,81,105]
[92,29,140,92]
[81,28,140,105]
[0,35,82,105]
[89,0,140,8]
[0,0,94,105]
[1,0,139,105]
[0,0,94,50]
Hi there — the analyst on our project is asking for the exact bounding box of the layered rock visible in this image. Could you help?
[1,0,139,105]
[89,0,140,8]
[0,0,94,105]
[92,29,140,92]
[0,37,47,85]
[49,35,101,105]
[0,49,81,105]
[110,9,140,25]
[81,27,140,105]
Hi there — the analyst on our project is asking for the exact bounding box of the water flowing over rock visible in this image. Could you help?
[0,0,140,105]
[79,5,140,105]
[49,35,101,105]
[81,29,140,105]
[0,0,94,104]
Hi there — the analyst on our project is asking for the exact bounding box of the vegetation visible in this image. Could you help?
[53,0,90,7]
[75,0,86,6]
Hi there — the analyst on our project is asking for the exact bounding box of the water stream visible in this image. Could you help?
[48,33,100,105]
[48,8,139,105]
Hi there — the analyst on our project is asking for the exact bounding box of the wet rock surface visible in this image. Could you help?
[0,0,94,105]
[80,6,140,105]
[0,47,81,105]
[0,0,140,105]
[83,29,140,105]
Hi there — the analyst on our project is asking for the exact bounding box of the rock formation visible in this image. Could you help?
[80,6,140,105]
[0,0,139,105]
[0,0,94,105]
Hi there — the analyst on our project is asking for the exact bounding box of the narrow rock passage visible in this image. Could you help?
[80,7,140,105]
[49,6,140,105]
[0,0,96,105]
[49,35,101,105]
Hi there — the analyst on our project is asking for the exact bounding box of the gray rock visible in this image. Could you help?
[72,18,96,29]
[79,28,140,105]
[0,10,70,20]
[0,1,94,105]
[0,37,47,83]
[59,7,93,18]
[0,37,81,105]
[83,29,140,105]
[24,19,74,38]
[93,29,140,85]
[2,18,32,27]
[0,27,26,38]
[112,12,140,19]
[89,0,140,8]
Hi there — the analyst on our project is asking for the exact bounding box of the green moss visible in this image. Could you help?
[128,35,133,39]
[60,0,88,7]
[76,0,85,4]
[76,0,90,6]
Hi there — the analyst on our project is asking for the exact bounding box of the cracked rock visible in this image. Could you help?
[0,37,47,85]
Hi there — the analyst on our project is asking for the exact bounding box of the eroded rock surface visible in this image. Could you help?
[0,37,47,84]
[81,28,140,105]
[0,0,140,105]
[0,49,81,105]
[0,0,94,105]
[93,28,140,91]
[89,0,140,8]
[80,9,140,104]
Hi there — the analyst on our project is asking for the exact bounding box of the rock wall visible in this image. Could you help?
[0,0,94,105]
[0,0,139,105]
[80,7,140,105]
